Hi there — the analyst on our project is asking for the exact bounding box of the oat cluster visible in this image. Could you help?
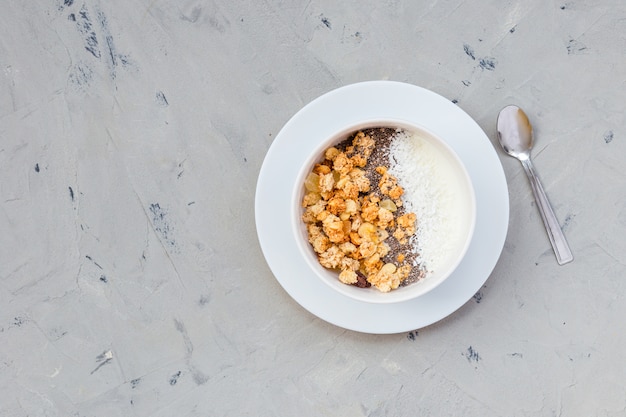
[301,131,417,292]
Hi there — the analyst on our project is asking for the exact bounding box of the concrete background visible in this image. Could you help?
[1,1,625,415]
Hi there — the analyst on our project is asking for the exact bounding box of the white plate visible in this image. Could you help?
[255,81,509,334]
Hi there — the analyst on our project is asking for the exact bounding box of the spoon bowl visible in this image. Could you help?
[496,105,573,265]
[496,105,534,160]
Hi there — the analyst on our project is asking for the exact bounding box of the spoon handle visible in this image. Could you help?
[521,158,574,265]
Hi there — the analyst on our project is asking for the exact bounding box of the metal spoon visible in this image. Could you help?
[496,105,573,265]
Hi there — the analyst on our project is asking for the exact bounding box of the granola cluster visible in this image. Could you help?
[301,131,417,292]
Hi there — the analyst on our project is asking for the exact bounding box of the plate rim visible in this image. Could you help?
[255,80,509,334]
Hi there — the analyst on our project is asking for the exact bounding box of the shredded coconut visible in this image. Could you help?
[387,130,460,273]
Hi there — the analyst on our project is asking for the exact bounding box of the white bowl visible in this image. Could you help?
[291,118,476,304]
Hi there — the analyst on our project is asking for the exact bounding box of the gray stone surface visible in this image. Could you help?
[1,1,625,416]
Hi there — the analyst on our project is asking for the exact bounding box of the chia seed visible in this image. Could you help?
[335,127,425,286]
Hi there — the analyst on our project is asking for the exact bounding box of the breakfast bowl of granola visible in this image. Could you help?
[292,119,476,304]
[256,81,508,332]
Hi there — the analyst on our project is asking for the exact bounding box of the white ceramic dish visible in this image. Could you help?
[291,119,476,304]
[255,81,509,334]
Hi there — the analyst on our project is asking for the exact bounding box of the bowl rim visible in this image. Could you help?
[290,117,477,304]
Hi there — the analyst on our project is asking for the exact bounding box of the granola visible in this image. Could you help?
[301,129,422,292]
